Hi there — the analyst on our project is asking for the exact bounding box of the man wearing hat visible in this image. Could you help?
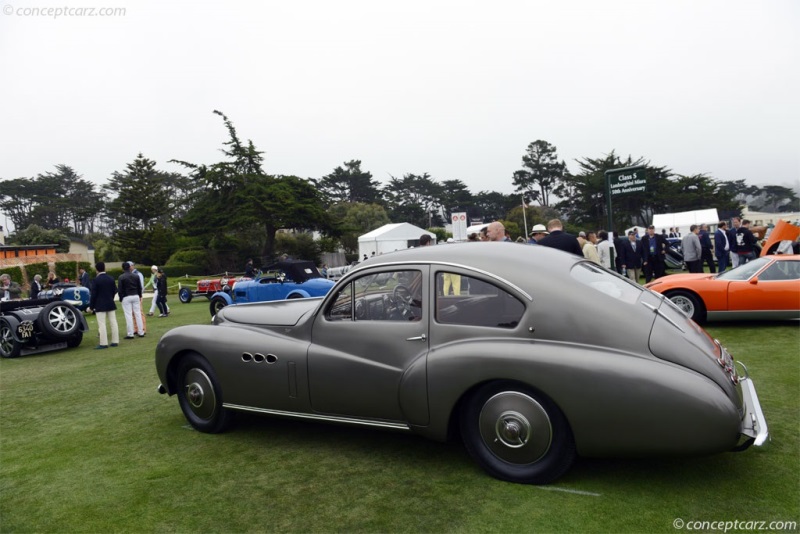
[528,224,549,245]
[118,262,145,339]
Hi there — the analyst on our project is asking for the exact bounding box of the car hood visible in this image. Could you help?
[216,298,321,326]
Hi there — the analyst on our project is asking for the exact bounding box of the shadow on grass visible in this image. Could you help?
[176,410,761,489]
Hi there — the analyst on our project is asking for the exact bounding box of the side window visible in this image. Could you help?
[435,272,524,328]
[327,282,353,320]
[326,270,423,322]
[759,261,800,281]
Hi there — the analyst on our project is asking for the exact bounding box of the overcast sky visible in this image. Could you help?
[1,0,798,199]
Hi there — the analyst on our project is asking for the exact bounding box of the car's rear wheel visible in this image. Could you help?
[178,287,193,304]
[460,381,576,485]
[665,290,706,323]
[66,331,83,348]
[38,302,80,339]
[0,318,23,358]
[209,296,227,317]
[176,352,232,433]
[287,294,303,300]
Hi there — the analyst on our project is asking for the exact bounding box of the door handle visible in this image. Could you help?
[406,334,426,341]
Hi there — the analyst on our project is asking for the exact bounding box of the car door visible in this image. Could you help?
[728,259,800,311]
[307,266,429,423]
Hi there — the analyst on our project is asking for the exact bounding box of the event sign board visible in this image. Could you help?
[607,167,647,196]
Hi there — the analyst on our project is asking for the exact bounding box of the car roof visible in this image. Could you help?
[264,260,322,281]
[353,242,583,293]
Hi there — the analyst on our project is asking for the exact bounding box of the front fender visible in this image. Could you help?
[285,290,310,299]
[209,291,233,305]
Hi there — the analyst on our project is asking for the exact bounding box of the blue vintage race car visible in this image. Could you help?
[207,260,335,317]
[38,283,91,311]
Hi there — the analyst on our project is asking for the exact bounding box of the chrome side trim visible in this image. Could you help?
[641,302,686,333]
[739,376,769,446]
[222,403,412,431]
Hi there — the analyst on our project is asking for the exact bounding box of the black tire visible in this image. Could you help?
[176,352,233,433]
[460,381,576,485]
[178,287,193,304]
[66,331,83,348]
[665,290,707,323]
[38,301,81,339]
[287,293,304,300]
[209,296,227,317]
[0,317,23,358]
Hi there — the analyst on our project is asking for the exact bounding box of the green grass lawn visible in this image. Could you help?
[1,299,798,533]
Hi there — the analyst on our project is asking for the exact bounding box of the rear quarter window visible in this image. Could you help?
[570,262,643,304]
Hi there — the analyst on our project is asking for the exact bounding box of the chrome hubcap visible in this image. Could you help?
[495,412,531,448]
[183,368,217,420]
[479,391,552,464]
[186,382,204,408]
[670,295,694,316]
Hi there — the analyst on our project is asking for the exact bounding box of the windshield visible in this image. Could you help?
[715,257,770,281]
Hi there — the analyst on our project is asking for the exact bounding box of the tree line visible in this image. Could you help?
[2,110,797,270]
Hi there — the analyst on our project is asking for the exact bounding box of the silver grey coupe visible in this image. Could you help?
[155,243,768,484]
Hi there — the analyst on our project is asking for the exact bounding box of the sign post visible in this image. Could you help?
[605,166,646,272]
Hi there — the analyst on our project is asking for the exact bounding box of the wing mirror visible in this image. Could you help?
[749,276,759,285]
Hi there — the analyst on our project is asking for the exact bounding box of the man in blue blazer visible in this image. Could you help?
[89,262,119,349]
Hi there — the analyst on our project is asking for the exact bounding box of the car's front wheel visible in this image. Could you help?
[665,290,706,323]
[0,318,23,358]
[178,287,193,304]
[209,296,227,317]
[176,352,233,433]
[460,381,576,484]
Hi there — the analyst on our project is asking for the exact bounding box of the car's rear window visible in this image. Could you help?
[570,262,643,304]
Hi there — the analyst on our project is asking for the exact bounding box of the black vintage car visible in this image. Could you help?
[0,298,88,358]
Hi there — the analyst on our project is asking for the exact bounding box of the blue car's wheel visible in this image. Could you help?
[178,287,192,304]
[460,381,576,485]
[176,352,232,433]
[209,296,227,317]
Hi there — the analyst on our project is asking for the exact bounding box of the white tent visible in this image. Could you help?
[358,223,435,259]
[652,209,719,236]
[465,223,489,236]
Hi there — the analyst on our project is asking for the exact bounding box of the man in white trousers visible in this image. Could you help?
[118,261,144,339]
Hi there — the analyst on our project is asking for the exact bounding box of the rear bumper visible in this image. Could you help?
[739,376,769,447]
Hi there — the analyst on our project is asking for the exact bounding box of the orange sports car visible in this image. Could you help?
[644,255,800,323]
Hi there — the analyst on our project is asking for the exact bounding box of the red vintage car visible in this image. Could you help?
[178,274,250,304]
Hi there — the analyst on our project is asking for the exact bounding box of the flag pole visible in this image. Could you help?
[521,194,528,239]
